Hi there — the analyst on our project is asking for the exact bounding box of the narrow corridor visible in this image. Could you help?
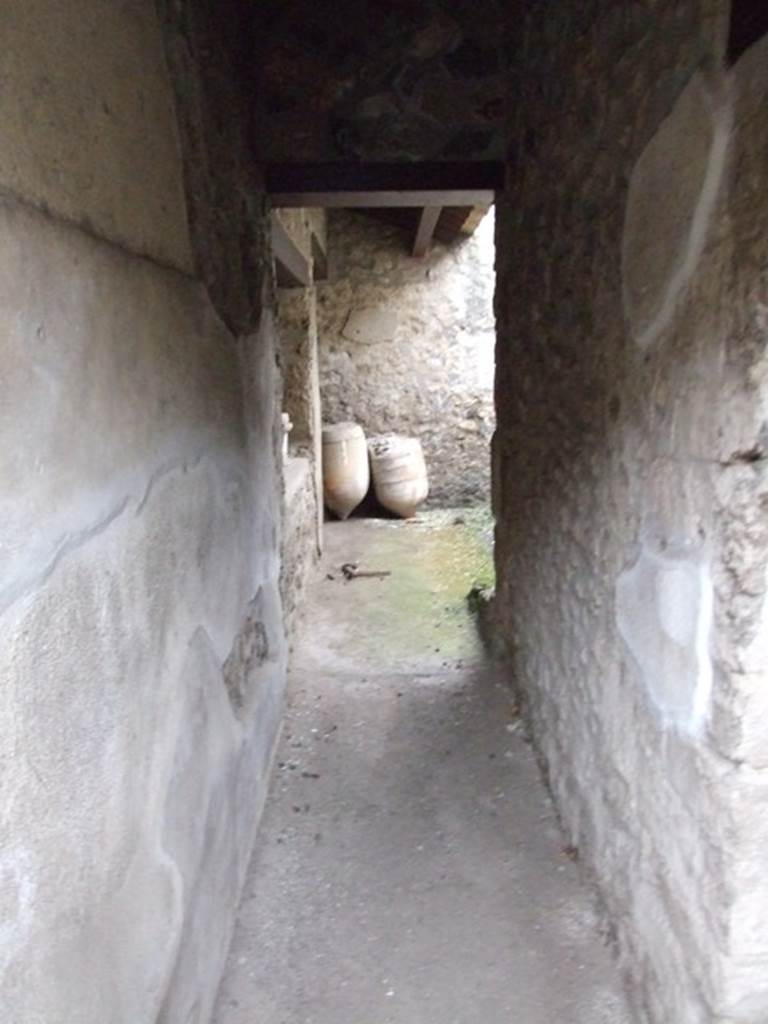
[213,515,632,1023]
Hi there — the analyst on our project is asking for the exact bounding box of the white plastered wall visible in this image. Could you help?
[0,3,286,1021]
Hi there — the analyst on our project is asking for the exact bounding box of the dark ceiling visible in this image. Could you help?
[248,0,517,163]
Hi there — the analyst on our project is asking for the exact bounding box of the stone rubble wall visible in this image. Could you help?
[318,208,495,508]
[279,457,319,646]
[0,2,286,1022]
[494,3,768,1021]
[279,284,323,465]
[277,282,323,638]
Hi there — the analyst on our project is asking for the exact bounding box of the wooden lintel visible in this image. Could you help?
[271,215,310,288]
[413,206,442,258]
[270,189,495,209]
[266,161,504,195]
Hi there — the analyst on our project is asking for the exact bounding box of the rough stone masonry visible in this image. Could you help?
[494,3,768,1022]
[317,209,495,507]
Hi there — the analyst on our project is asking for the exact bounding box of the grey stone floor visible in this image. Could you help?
[212,515,633,1024]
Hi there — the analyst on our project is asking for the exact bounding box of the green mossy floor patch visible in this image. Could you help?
[327,507,494,667]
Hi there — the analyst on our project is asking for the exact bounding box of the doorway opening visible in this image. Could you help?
[272,167,500,644]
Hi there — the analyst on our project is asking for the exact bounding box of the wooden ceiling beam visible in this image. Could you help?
[266,161,504,193]
[433,204,492,244]
[412,206,442,258]
[266,161,501,208]
[269,189,495,209]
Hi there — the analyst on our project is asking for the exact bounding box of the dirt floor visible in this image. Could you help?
[212,513,633,1024]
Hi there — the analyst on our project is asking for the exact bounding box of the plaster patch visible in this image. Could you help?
[0,449,247,620]
[0,496,131,616]
[622,71,732,349]
[222,587,283,718]
[0,846,37,976]
[616,543,713,734]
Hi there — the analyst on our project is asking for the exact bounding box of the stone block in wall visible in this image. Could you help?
[0,0,192,271]
[342,307,400,345]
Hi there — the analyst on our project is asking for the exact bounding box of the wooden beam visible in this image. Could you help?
[457,205,491,237]
[271,215,310,288]
[412,206,442,258]
[270,189,495,209]
[266,161,504,195]
[267,161,501,207]
[433,204,492,244]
